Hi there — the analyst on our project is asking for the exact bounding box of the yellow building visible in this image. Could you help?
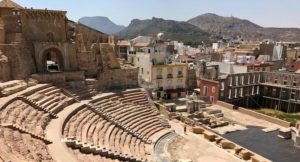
[134,44,188,99]
[151,64,187,99]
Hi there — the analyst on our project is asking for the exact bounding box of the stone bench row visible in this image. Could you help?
[91,101,166,139]
[87,104,153,144]
[64,137,147,162]
[64,110,146,158]
[0,123,52,144]
[17,96,58,118]
[90,102,164,141]
[0,127,54,162]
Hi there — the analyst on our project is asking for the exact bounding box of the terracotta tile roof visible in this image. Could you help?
[117,40,130,46]
[0,0,23,9]
[177,55,195,62]
[134,43,149,47]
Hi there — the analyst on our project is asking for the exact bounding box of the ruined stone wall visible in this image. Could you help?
[31,71,85,83]
[0,49,11,81]
[75,23,108,49]
[99,43,120,69]
[0,8,22,35]
[3,43,36,79]
[74,23,111,77]
[187,69,197,89]
[20,9,67,42]
[97,68,139,90]
[77,51,98,77]
[0,22,4,44]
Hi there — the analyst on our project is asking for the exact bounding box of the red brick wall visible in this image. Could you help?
[199,79,219,103]
[288,61,300,72]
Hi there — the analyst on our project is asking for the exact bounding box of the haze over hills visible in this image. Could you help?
[78,16,125,34]
[188,13,300,42]
[116,17,210,43]
[79,13,300,42]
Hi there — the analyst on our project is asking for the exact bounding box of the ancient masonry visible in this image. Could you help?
[0,0,138,90]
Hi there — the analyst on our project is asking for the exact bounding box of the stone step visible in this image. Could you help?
[0,123,52,144]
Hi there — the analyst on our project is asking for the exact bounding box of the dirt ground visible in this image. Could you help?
[166,120,242,162]
[207,105,285,130]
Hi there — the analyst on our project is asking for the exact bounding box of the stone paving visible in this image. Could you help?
[166,120,242,162]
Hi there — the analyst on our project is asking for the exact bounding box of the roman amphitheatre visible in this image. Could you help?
[0,0,289,162]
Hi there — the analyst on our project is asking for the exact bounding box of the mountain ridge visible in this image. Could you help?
[188,13,300,41]
[78,16,125,34]
[116,17,210,43]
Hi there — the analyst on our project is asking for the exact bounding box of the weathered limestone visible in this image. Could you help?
[191,126,204,134]
[278,128,291,139]
[0,80,27,96]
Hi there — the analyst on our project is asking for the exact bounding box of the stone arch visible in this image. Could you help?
[41,47,64,72]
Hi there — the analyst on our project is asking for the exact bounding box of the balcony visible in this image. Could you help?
[177,74,183,78]
[167,74,173,78]
[165,86,174,90]
[156,75,163,79]
[176,85,184,89]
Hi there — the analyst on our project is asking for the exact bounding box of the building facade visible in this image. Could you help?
[219,71,300,112]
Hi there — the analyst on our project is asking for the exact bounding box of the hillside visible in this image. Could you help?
[188,13,300,41]
[117,17,210,43]
[79,16,125,34]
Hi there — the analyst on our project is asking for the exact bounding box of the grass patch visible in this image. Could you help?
[255,108,300,126]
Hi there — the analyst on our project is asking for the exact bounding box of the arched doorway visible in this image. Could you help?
[42,48,64,72]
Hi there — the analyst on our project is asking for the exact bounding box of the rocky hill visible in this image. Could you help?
[79,16,125,34]
[188,13,300,41]
[117,17,210,43]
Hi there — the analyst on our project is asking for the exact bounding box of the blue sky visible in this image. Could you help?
[14,0,300,28]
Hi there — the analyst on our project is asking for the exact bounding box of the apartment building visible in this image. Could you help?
[135,42,188,99]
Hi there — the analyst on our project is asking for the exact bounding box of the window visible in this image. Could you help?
[229,77,233,86]
[235,76,238,85]
[293,82,297,87]
[220,82,225,91]
[293,78,298,87]
[291,90,296,100]
[220,92,224,98]
[228,89,232,99]
[272,89,277,97]
[241,76,244,85]
[204,86,208,96]
[240,88,243,97]
[119,47,127,54]
[177,67,183,77]
[283,76,288,85]
[212,86,216,93]
[141,68,144,74]
[234,89,238,98]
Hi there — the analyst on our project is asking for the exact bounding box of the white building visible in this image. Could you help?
[135,43,188,99]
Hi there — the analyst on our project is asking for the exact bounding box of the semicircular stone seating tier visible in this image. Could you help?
[0,99,54,162]
[62,90,172,162]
